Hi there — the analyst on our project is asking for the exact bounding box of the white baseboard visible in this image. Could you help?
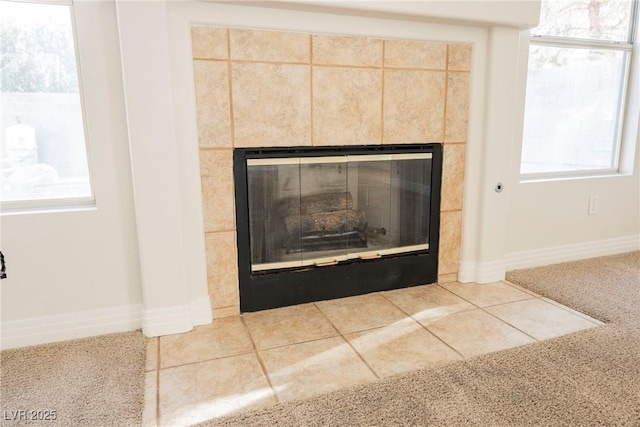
[1,304,143,350]
[505,235,640,271]
[142,296,213,337]
[142,304,194,337]
[190,295,213,326]
[458,259,507,284]
[1,295,213,349]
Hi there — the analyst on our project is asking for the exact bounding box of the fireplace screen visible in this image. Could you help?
[247,153,432,272]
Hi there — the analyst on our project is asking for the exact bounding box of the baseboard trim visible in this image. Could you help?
[190,295,213,326]
[1,304,143,350]
[458,259,506,284]
[505,235,640,271]
[142,296,213,337]
[142,304,193,337]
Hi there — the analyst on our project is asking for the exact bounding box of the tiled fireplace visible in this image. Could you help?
[192,26,470,317]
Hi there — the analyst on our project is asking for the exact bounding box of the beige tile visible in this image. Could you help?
[440,281,534,307]
[243,303,338,350]
[312,34,382,67]
[438,210,462,275]
[193,61,231,148]
[259,336,376,402]
[438,273,458,284]
[205,231,239,309]
[191,26,228,60]
[345,321,461,377]
[423,309,535,358]
[445,72,470,143]
[448,43,472,71]
[315,293,409,334]
[232,63,311,147]
[486,299,599,341]
[539,297,605,325]
[230,28,309,63]
[200,147,232,177]
[383,70,445,144]
[440,144,466,211]
[143,371,157,427]
[146,337,158,372]
[384,39,447,70]
[382,284,474,321]
[503,280,541,297]
[200,149,235,232]
[212,304,240,319]
[313,67,382,146]
[159,353,275,426]
[160,317,253,368]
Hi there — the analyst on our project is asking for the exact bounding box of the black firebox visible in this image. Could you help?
[233,144,442,312]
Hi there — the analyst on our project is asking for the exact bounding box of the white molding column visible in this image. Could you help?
[459,27,525,284]
[115,0,212,336]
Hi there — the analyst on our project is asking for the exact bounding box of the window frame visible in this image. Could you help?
[520,0,639,181]
[0,0,96,214]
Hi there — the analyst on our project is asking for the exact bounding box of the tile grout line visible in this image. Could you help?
[501,279,541,297]
[199,147,234,152]
[155,338,161,427]
[500,280,604,325]
[501,280,605,325]
[433,284,549,340]
[477,305,541,343]
[380,40,386,144]
[537,298,606,325]
[477,296,538,310]
[226,29,236,148]
[204,229,237,234]
[240,316,281,404]
[313,303,380,380]
[376,290,466,360]
[245,331,342,352]
[434,283,600,343]
[202,56,455,73]
[159,348,257,372]
[437,282,533,310]
[310,36,314,146]
[442,45,449,144]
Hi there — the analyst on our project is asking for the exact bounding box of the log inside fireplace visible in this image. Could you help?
[276,192,386,253]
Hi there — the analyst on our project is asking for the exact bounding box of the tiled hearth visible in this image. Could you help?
[192,26,471,317]
[143,281,602,426]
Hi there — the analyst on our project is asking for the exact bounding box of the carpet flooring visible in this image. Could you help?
[0,330,147,427]
[197,251,640,427]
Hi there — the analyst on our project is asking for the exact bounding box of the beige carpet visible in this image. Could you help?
[0,330,147,427]
[197,251,640,427]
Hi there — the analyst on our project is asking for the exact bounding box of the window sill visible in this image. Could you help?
[519,169,632,184]
[0,198,97,216]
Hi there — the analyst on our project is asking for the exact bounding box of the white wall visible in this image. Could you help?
[0,1,142,349]
[5,0,577,347]
[504,27,640,269]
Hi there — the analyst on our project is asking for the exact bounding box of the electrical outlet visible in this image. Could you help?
[588,195,599,215]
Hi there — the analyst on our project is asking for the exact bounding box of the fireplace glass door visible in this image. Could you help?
[247,153,432,272]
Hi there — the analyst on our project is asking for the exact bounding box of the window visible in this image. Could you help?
[0,0,93,210]
[521,0,638,177]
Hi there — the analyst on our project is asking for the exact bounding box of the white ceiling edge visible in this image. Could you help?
[214,0,541,29]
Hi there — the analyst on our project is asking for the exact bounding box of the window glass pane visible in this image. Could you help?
[532,0,634,42]
[522,45,626,174]
[0,1,92,203]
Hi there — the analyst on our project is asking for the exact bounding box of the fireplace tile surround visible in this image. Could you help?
[192,26,470,317]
